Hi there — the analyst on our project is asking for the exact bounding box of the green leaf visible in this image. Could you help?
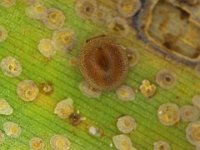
[0,0,199,150]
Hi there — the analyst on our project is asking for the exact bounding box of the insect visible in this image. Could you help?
[79,35,129,91]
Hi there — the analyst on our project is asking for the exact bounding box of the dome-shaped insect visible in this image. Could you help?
[154,141,170,150]
[79,36,129,91]
[3,121,21,138]
[157,103,180,126]
[112,134,134,150]
[50,135,71,150]
[117,115,137,134]
[29,137,45,150]
[186,121,200,145]
[75,0,97,20]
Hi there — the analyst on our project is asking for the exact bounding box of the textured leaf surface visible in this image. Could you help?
[0,0,199,150]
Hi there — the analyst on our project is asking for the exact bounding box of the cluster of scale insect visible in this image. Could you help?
[78,35,141,103]
[156,94,200,149]
[112,115,137,150]
[25,1,76,58]
[2,0,200,149]
[74,0,142,37]
[0,1,87,148]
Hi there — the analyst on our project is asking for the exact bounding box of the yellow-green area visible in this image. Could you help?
[0,0,200,150]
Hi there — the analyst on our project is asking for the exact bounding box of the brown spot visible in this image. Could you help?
[165,76,171,82]
[39,82,53,95]
[113,22,125,31]
[83,2,95,15]
[179,9,190,20]
[141,25,145,30]
[69,112,82,126]
[163,33,183,54]
[127,54,133,60]
[79,36,129,91]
